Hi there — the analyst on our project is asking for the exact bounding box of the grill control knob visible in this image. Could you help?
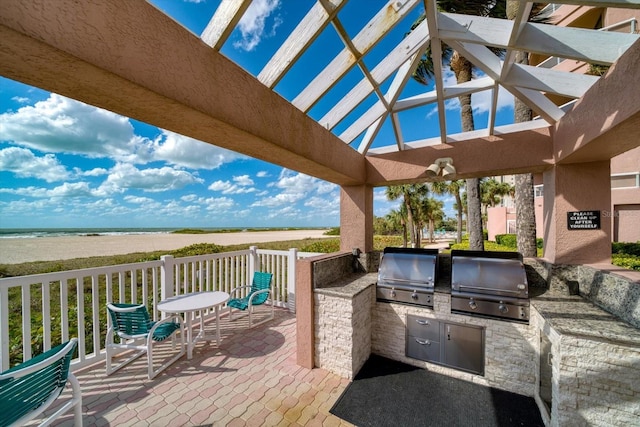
[411,292,419,300]
[498,303,509,314]
[469,299,477,310]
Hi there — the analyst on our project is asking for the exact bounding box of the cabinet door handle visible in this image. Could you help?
[415,338,431,346]
[416,319,430,326]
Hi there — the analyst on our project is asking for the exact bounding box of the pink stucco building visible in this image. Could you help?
[488,5,640,244]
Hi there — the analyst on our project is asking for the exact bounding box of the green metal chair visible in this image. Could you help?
[106,303,185,380]
[0,338,82,426]
[227,271,274,328]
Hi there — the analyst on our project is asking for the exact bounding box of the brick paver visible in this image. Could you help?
[47,309,353,426]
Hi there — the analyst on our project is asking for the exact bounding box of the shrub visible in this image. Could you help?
[299,239,340,253]
[495,234,517,248]
[612,242,640,256]
[324,227,340,236]
[612,254,640,271]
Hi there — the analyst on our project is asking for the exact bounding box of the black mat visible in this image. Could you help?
[330,354,544,427]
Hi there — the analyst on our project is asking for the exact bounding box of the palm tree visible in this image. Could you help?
[419,197,445,243]
[386,184,429,248]
[430,180,464,243]
[506,1,546,257]
[410,1,507,251]
[386,208,408,247]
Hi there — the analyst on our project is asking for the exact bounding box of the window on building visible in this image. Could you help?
[534,185,544,198]
[611,173,639,189]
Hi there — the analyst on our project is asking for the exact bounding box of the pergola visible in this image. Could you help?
[1,0,639,264]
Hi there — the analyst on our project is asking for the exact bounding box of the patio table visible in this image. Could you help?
[157,291,229,359]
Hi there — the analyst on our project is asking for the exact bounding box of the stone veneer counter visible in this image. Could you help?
[314,272,377,298]
[531,292,640,346]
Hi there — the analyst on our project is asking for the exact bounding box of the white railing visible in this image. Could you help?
[0,246,319,371]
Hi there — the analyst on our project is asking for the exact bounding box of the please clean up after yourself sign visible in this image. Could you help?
[567,211,601,230]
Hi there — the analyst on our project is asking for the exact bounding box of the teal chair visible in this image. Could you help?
[227,272,274,327]
[0,338,82,426]
[106,303,185,379]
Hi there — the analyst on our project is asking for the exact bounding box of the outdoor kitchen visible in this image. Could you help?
[303,249,640,427]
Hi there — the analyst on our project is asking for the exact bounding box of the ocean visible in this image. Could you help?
[0,227,317,239]
[0,228,179,239]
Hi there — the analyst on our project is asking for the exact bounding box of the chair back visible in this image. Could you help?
[107,303,152,337]
[0,339,77,426]
[250,272,273,305]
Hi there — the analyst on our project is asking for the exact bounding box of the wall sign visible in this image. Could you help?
[567,211,601,230]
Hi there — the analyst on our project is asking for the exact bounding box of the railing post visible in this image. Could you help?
[288,248,297,313]
[161,255,175,302]
[0,288,9,370]
[249,246,258,282]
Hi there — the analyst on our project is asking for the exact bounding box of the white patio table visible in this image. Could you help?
[157,291,229,359]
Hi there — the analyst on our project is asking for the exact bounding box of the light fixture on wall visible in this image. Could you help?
[426,157,456,178]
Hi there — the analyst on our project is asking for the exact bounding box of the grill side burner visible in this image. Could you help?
[377,247,438,308]
[450,250,530,323]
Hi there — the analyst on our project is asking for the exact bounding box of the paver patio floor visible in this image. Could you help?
[48,308,353,426]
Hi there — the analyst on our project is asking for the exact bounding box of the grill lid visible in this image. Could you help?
[378,247,438,288]
[450,250,528,296]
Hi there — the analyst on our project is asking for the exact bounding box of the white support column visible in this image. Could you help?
[288,248,298,313]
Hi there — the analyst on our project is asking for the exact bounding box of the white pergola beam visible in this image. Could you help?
[449,40,565,123]
[394,76,495,111]
[258,0,347,88]
[293,0,420,112]
[319,19,430,130]
[339,101,387,143]
[201,0,252,50]
[426,2,447,143]
[439,13,639,65]
[357,116,386,154]
[531,0,640,8]
[505,64,600,99]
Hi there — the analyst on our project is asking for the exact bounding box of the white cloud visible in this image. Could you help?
[124,195,156,204]
[201,196,235,211]
[251,169,337,208]
[99,163,204,194]
[256,171,269,178]
[251,192,303,207]
[233,175,254,186]
[0,94,139,160]
[75,167,109,177]
[0,182,96,198]
[0,147,70,182]
[208,172,257,194]
[152,130,244,170]
[11,96,29,104]
[0,94,245,171]
[233,0,282,51]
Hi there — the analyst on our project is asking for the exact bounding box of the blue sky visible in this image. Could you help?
[0,0,515,229]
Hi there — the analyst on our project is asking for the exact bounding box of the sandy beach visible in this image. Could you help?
[0,229,332,264]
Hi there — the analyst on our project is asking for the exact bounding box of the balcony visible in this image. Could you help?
[1,247,352,425]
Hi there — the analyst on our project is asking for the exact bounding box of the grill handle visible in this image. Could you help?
[456,284,523,295]
[415,319,430,326]
[415,338,431,346]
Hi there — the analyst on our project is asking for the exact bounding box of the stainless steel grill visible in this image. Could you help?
[450,250,529,322]
[376,247,438,308]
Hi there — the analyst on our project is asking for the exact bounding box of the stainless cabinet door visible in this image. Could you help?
[442,323,484,375]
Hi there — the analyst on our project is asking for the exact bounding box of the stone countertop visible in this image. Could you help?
[313,269,640,347]
[531,291,640,347]
[314,273,377,299]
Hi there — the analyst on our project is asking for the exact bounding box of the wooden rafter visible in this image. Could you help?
[201,0,252,50]
[292,0,420,112]
[258,0,347,88]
